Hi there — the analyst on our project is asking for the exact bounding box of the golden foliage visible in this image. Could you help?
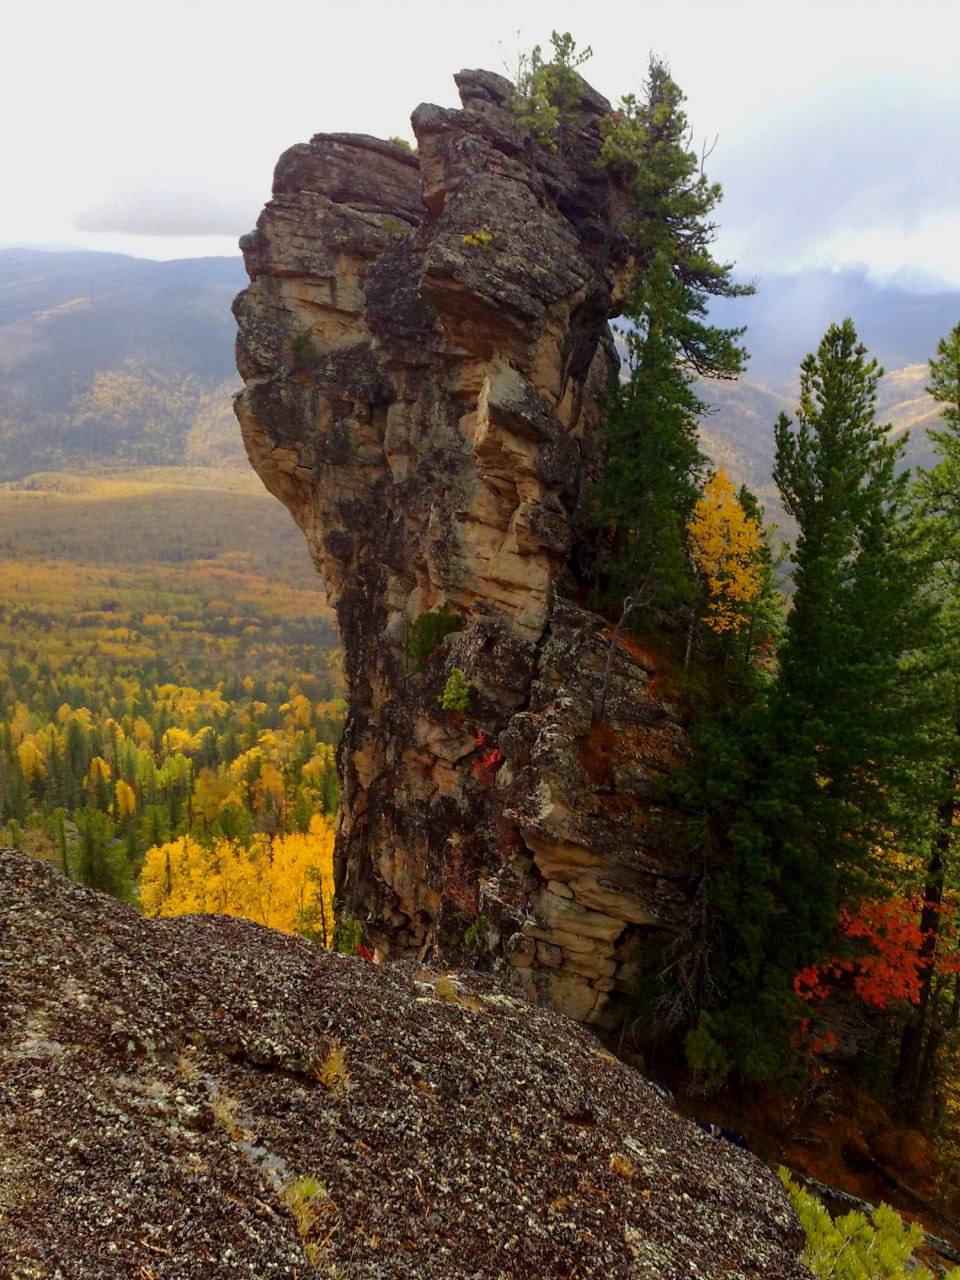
[85,755,112,787]
[16,737,46,782]
[139,814,335,942]
[115,778,137,817]
[688,468,764,634]
[434,974,459,1002]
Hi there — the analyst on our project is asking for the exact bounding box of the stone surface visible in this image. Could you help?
[234,67,692,1024]
[0,851,812,1279]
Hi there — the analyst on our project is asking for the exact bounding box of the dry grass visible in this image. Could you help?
[280,1175,338,1265]
[315,1041,349,1092]
[210,1091,248,1142]
[433,973,484,1013]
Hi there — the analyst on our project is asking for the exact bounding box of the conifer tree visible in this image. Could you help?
[600,58,752,376]
[770,319,933,902]
[590,58,752,614]
[591,258,706,607]
[683,321,937,1081]
[895,321,960,1116]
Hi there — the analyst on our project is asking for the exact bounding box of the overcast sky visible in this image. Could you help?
[4,0,959,287]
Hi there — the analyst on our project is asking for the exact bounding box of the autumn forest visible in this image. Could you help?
[0,467,344,943]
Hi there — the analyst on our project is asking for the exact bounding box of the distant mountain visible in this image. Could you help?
[0,249,246,479]
[3,251,958,509]
[710,268,960,392]
[700,270,960,527]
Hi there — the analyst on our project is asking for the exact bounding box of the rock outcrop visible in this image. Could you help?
[0,851,811,1279]
[234,69,691,1025]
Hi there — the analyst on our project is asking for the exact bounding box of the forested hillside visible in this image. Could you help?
[0,465,344,938]
[0,249,245,476]
[0,250,347,943]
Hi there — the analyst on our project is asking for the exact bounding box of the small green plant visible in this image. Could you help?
[280,1175,332,1265]
[463,914,488,949]
[407,607,464,672]
[779,1170,960,1280]
[440,667,472,713]
[380,215,408,237]
[462,227,493,249]
[334,906,363,956]
[685,1016,731,1094]
[511,31,593,150]
[387,136,414,153]
[290,329,317,371]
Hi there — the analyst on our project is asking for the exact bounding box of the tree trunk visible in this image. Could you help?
[595,593,644,722]
[896,776,956,1118]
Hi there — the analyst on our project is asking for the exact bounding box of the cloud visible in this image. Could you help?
[712,73,960,281]
[75,186,260,238]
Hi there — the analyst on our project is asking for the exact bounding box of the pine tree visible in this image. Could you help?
[600,57,753,376]
[591,258,706,608]
[684,321,938,1081]
[511,31,593,152]
[590,58,752,615]
[895,321,960,1117]
[771,319,933,893]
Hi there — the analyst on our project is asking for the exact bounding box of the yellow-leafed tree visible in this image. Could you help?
[17,737,46,783]
[115,778,137,818]
[139,814,335,944]
[688,468,764,634]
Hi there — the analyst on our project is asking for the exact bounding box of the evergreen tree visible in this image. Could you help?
[590,58,752,615]
[682,321,938,1082]
[75,808,128,898]
[771,319,936,905]
[591,259,706,607]
[895,321,960,1117]
[732,483,784,671]
[511,30,593,152]
[600,57,752,375]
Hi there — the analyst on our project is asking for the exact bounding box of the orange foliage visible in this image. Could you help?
[795,897,960,1013]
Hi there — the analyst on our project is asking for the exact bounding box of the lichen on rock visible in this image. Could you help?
[234,67,692,1025]
[0,851,812,1278]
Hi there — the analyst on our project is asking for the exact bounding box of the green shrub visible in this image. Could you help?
[407,608,464,672]
[779,1170,960,1280]
[290,330,317,371]
[685,1016,731,1094]
[380,215,408,237]
[440,667,472,713]
[511,31,593,150]
[464,914,488,949]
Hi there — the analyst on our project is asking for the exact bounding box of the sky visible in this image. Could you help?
[4,0,959,286]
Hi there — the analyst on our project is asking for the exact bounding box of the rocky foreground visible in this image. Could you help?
[0,852,810,1278]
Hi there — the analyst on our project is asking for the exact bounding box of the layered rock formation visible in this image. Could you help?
[0,851,811,1279]
[234,69,691,1025]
